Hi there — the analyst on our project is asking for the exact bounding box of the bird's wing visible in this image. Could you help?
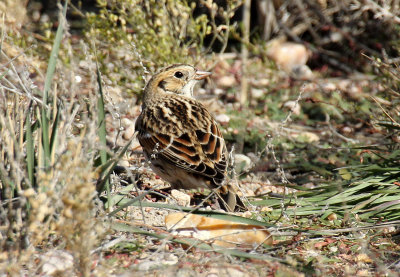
[135,102,228,187]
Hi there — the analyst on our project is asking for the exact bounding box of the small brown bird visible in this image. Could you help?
[135,64,240,211]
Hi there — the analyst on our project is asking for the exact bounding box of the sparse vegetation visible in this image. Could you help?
[1,0,399,276]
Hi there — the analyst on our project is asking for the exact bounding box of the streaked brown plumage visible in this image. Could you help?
[135,64,240,211]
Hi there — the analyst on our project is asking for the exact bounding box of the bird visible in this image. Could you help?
[135,64,241,212]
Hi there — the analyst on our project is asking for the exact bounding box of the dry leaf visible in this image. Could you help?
[165,212,273,248]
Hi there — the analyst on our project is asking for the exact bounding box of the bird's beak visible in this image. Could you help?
[194,70,212,80]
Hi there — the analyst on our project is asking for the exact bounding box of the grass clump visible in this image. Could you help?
[85,0,241,95]
[0,3,106,275]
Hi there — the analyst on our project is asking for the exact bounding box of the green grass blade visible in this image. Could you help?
[110,199,277,228]
[25,105,35,187]
[106,189,151,216]
[42,1,68,105]
[377,121,400,130]
[351,194,381,212]
[103,184,135,209]
[96,61,115,209]
[40,106,50,169]
[49,104,61,158]
[96,63,107,165]
[0,165,15,198]
[96,139,132,194]
[41,0,68,169]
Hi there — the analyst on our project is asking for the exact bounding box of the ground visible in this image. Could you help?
[1,1,400,276]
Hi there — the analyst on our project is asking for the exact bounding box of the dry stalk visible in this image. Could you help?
[240,0,251,105]
[0,23,107,275]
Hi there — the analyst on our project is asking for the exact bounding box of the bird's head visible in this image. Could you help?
[145,64,211,99]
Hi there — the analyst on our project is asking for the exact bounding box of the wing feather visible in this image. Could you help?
[135,98,228,188]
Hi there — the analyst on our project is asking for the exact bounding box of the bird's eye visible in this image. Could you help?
[174,71,184,78]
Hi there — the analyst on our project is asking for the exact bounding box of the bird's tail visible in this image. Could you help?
[218,183,246,212]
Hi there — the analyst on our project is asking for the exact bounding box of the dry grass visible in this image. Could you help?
[0,1,399,276]
[0,12,106,274]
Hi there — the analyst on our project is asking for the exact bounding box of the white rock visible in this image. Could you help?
[215,114,230,124]
[40,250,74,276]
[330,31,343,42]
[251,78,269,87]
[341,126,353,135]
[118,159,130,167]
[246,152,260,164]
[266,40,311,73]
[291,64,314,80]
[283,100,301,115]
[121,117,134,128]
[217,75,237,88]
[322,82,337,92]
[162,254,178,266]
[337,79,351,91]
[107,62,115,71]
[123,124,136,140]
[202,266,246,277]
[137,261,160,271]
[349,84,362,96]
[234,154,252,173]
[213,88,225,96]
[251,88,264,99]
[74,75,82,83]
[170,189,191,207]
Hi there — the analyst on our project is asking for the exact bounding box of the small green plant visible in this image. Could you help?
[85,0,242,95]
